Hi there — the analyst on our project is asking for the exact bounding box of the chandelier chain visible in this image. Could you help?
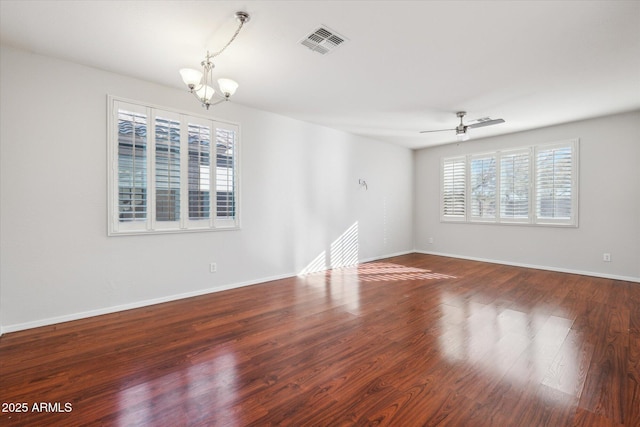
[209,18,247,59]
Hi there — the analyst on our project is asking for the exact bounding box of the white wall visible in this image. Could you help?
[414,110,640,281]
[0,47,414,332]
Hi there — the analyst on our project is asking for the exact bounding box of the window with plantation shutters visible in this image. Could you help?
[155,114,181,223]
[470,155,496,220]
[108,97,240,235]
[500,150,530,220]
[117,108,148,223]
[442,157,466,220]
[441,139,577,226]
[535,141,577,225]
[188,123,211,221]
[215,128,236,220]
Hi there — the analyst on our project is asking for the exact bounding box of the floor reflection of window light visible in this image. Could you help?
[303,261,457,283]
[354,262,457,282]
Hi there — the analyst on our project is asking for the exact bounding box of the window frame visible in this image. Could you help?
[107,96,241,236]
[440,139,579,227]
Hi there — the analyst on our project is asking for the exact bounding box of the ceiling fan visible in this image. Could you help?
[420,111,505,141]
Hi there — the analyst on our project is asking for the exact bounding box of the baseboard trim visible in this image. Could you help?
[2,250,416,334]
[1,272,296,334]
[11,248,630,334]
[359,250,415,265]
[415,250,640,283]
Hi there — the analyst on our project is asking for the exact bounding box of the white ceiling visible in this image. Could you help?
[1,0,639,149]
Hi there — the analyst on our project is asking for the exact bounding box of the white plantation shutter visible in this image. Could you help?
[187,121,212,222]
[470,155,497,220]
[154,112,181,225]
[215,125,238,226]
[108,96,240,235]
[117,109,148,222]
[442,157,466,220]
[535,140,577,225]
[500,150,530,221]
[112,101,150,234]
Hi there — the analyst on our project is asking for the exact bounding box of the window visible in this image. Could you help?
[108,97,239,235]
[500,150,530,220]
[155,113,181,223]
[442,157,466,221]
[117,106,148,223]
[470,155,496,220]
[535,143,575,224]
[187,121,212,221]
[441,139,578,226]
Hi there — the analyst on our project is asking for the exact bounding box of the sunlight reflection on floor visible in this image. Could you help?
[353,262,458,282]
[438,291,577,395]
[301,261,457,316]
[116,351,240,427]
[302,261,457,282]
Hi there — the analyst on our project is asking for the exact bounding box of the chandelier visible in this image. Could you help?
[180,11,250,109]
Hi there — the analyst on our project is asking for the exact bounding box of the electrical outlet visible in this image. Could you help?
[428,237,434,244]
[603,253,611,262]
[210,262,217,273]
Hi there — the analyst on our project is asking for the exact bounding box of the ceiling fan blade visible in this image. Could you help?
[466,118,505,129]
[419,128,455,134]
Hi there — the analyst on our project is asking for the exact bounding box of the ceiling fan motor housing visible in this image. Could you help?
[456,111,467,134]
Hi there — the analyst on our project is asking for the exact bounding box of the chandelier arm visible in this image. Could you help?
[190,87,228,107]
[190,90,206,105]
[208,97,230,108]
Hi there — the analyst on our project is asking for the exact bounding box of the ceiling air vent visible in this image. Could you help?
[300,26,348,55]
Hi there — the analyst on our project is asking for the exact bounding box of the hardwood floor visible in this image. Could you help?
[1,254,638,426]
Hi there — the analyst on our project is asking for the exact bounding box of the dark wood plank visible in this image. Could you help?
[572,407,624,427]
[1,253,638,426]
[578,305,629,424]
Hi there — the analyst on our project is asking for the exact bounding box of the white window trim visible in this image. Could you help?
[107,95,241,236]
[440,139,579,227]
